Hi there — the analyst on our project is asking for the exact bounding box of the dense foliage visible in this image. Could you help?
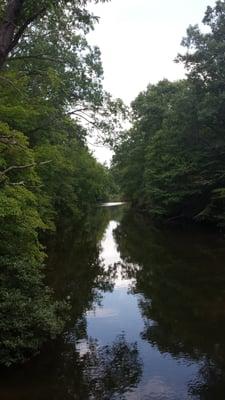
[0,0,119,366]
[113,1,225,228]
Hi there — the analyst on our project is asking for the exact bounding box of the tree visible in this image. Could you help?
[0,0,120,366]
[113,1,225,228]
[0,0,109,68]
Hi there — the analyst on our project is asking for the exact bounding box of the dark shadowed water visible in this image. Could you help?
[1,203,225,399]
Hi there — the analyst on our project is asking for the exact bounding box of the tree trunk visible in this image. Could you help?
[0,0,24,68]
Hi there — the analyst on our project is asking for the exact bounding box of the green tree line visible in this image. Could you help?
[112,1,225,228]
[0,0,119,366]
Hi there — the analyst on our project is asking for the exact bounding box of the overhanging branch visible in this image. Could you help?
[0,160,52,178]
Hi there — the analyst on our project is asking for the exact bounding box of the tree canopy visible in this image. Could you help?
[0,0,120,366]
[0,0,109,67]
[112,1,225,228]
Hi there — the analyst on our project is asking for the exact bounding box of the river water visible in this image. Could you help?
[1,203,225,399]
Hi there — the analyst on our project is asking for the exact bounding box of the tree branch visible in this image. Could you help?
[0,160,52,178]
[0,75,25,96]
[8,54,66,64]
[8,7,46,54]
[0,2,46,67]
[0,0,24,66]
[66,107,90,115]
[0,135,22,146]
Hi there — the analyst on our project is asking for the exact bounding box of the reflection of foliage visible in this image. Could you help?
[47,206,120,324]
[100,204,127,225]
[0,205,139,398]
[0,334,142,400]
[114,210,225,398]
[82,334,142,400]
[188,358,225,399]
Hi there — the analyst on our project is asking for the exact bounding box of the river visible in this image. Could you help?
[1,203,225,399]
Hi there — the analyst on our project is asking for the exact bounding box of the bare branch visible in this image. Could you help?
[69,111,98,127]
[9,180,25,186]
[66,107,93,116]
[9,181,45,188]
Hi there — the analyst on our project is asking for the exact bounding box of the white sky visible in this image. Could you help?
[87,0,216,164]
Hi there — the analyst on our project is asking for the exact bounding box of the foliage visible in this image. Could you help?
[0,0,109,67]
[0,0,120,366]
[113,1,225,228]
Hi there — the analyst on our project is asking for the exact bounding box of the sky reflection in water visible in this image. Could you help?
[1,203,225,399]
[79,207,200,400]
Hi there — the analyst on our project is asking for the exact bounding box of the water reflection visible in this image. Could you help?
[115,211,225,398]
[1,205,225,399]
[78,333,142,400]
[0,205,142,400]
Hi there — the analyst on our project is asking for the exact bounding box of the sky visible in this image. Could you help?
[87,0,216,164]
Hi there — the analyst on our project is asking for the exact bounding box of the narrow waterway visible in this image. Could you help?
[1,203,225,399]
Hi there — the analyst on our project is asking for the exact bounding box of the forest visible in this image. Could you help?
[0,0,120,366]
[1,0,225,370]
[113,1,225,228]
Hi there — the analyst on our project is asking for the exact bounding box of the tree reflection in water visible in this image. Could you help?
[114,211,225,399]
[0,323,142,400]
[44,207,143,399]
[78,333,142,400]
[0,205,142,400]
[2,205,225,399]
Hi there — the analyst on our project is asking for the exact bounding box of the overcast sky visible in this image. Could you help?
[87,0,216,164]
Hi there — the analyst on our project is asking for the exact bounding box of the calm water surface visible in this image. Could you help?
[1,203,225,399]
